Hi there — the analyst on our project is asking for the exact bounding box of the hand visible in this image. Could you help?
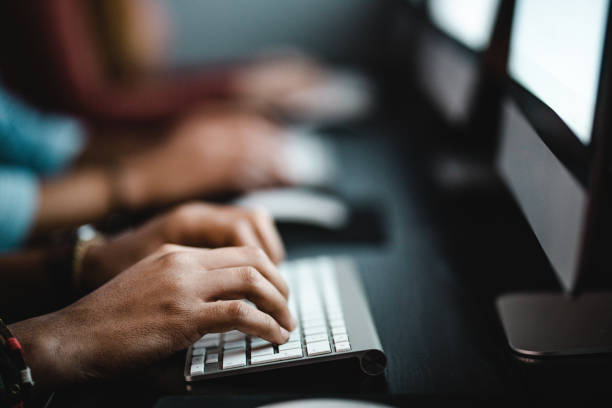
[81,202,285,291]
[232,55,372,123]
[10,245,295,388]
[119,109,290,209]
[233,54,325,110]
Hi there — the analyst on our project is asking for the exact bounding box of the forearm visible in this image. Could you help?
[34,167,116,233]
[75,125,168,166]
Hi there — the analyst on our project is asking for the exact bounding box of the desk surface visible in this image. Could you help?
[50,110,612,407]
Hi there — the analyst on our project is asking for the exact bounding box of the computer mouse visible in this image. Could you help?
[282,127,338,187]
[232,187,350,230]
[259,398,393,408]
[279,70,375,124]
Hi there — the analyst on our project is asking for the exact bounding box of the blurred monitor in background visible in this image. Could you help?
[416,0,504,126]
[408,0,511,192]
[429,0,502,52]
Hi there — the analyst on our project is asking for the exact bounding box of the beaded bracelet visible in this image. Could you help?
[0,318,33,407]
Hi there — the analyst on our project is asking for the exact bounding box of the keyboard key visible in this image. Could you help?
[301,313,325,321]
[191,355,205,365]
[223,349,246,369]
[302,316,325,325]
[331,327,347,336]
[304,325,327,336]
[305,333,328,343]
[335,341,351,352]
[192,347,206,356]
[250,352,282,365]
[205,353,219,364]
[223,331,245,342]
[303,320,326,329]
[251,348,303,365]
[251,345,274,357]
[289,331,301,342]
[277,348,303,360]
[250,337,272,348]
[328,312,344,320]
[223,340,246,350]
[306,340,331,356]
[190,363,204,376]
[194,337,219,348]
[204,353,219,372]
[333,334,349,343]
[278,341,302,351]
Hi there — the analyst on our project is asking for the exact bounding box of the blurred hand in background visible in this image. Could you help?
[34,107,291,234]
[116,108,290,210]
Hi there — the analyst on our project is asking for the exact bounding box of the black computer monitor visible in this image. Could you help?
[416,0,509,130]
[404,1,514,190]
[429,0,502,52]
[495,0,612,356]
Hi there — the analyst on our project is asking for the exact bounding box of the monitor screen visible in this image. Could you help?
[428,0,502,51]
[508,0,610,145]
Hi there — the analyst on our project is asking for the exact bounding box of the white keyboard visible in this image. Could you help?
[186,256,353,380]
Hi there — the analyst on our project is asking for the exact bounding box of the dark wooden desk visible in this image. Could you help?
[49,113,612,407]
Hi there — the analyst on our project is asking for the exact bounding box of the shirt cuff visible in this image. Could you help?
[0,167,38,251]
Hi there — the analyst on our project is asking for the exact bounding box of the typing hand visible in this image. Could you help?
[81,202,285,291]
[233,54,325,111]
[10,245,294,388]
[119,109,290,209]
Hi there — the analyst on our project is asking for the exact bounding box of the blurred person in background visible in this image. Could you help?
[0,0,370,245]
[0,0,371,124]
[0,84,292,250]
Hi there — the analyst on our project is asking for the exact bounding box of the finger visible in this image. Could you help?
[164,203,219,246]
[193,246,290,300]
[231,219,264,251]
[200,300,291,344]
[205,267,295,330]
[247,209,285,264]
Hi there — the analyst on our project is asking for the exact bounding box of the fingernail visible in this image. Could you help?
[280,327,290,342]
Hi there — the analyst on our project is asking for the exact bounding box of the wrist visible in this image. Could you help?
[114,158,152,210]
[8,312,79,389]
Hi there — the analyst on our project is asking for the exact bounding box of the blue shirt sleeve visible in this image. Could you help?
[0,86,85,175]
[0,166,38,251]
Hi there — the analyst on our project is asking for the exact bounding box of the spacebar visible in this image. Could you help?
[251,348,303,365]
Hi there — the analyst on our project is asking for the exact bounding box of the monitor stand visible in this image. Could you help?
[497,292,612,356]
